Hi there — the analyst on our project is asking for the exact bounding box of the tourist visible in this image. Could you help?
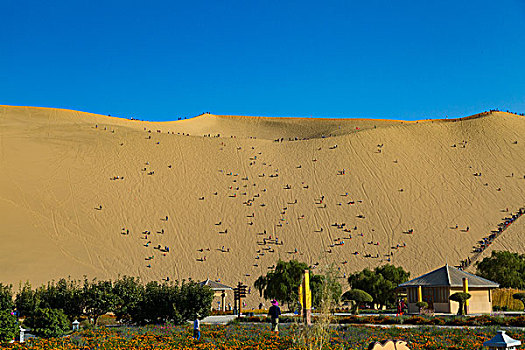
[268,300,281,333]
[193,318,201,340]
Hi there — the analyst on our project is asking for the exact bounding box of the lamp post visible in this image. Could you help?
[19,327,26,343]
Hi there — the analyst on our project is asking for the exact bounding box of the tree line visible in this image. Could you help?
[0,276,213,342]
[253,253,525,315]
[254,260,410,313]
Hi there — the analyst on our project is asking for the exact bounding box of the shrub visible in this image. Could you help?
[513,292,525,311]
[404,316,431,325]
[27,308,70,338]
[0,310,17,344]
[449,292,471,315]
[415,301,428,313]
[507,315,525,327]
[341,289,373,315]
[446,316,468,326]
[431,317,446,325]
[493,288,525,311]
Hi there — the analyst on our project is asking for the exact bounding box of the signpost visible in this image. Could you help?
[233,282,247,316]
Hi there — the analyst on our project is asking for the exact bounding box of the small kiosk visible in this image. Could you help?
[483,330,521,350]
[199,279,233,311]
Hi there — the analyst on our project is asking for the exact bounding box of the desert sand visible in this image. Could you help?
[0,105,524,306]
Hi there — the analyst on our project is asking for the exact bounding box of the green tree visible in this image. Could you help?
[254,260,339,309]
[0,284,14,312]
[15,282,37,318]
[0,310,18,344]
[133,281,176,325]
[254,260,308,307]
[35,278,84,320]
[342,289,373,315]
[132,280,212,325]
[27,308,70,338]
[113,276,144,324]
[476,251,525,289]
[513,292,525,312]
[310,273,342,308]
[82,279,116,325]
[449,292,471,315]
[175,280,214,321]
[347,265,409,309]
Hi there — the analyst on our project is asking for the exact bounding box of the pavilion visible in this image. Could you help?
[199,279,233,311]
[398,264,499,314]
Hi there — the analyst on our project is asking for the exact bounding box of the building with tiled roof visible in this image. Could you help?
[200,279,233,311]
[398,264,499,314]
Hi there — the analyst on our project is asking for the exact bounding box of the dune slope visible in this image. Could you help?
[0,106,524,305]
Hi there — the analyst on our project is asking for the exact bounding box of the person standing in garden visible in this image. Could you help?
[268,299,281,333]
[193,318,201,340]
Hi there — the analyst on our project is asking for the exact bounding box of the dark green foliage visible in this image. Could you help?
[254,260,308,307]
[476,251,525,289]
[6,276,214,327]
[113,276,143,324]
[82,278,116,325]
[27,308,70,338]
[513,292,525,311]
[15,282,37,318]
[133,281,175,324]
[0,283,14,312]
[415,301,428,313]
[449,292,471,315]
[34,278,84,320]
[342,289,374,303]
[342,289,373,314]
[254,260,342,308]
[310,273,342,308]
[176,281,214,321]
[131,280,213,325]
[347,265,410,308]
[0,310,18,344]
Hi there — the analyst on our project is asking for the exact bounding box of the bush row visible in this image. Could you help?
[237,314,525,327]
[0,276,214,341]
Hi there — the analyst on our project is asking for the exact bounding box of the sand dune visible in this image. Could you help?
[1,105,524,306]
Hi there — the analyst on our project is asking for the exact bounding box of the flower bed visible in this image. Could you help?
[2,323,525,350]
[239,314,525,327]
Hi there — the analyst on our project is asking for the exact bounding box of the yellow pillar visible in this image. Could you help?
[298,283,303,316]
[417,286,422,303]
[463,278,469,313]
[304,270,312,310]
[301,270,312,325]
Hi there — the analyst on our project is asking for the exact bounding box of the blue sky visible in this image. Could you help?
[1,0,524,121]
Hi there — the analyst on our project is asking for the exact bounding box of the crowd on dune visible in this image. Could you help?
[459,207,525,270]
[89,112,523,290]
